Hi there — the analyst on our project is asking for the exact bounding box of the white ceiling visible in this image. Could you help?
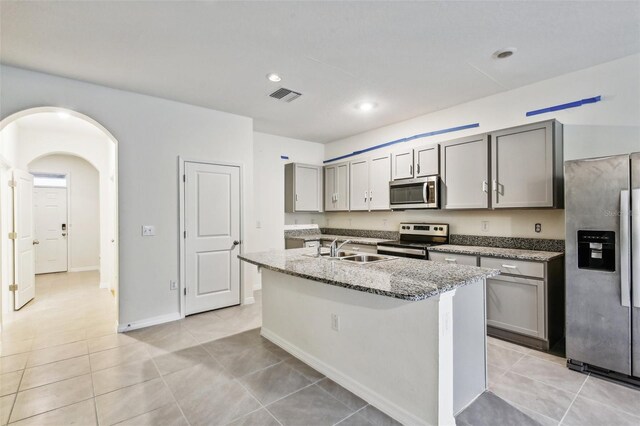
[15,113,109,140]
[1,1,639,143]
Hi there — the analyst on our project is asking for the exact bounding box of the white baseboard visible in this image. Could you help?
[261,328,428,426]
[68,266,99,272]
[117,312,182,333]
[243,296,255,305]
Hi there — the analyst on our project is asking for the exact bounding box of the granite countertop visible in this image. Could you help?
[428,244,564,262]
[239,248,500,301]
[284,234,388,246]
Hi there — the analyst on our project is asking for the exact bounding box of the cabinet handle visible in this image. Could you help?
[410,164,413,176]
[364,191,368,203]
[501,264,517,269]
[417,163,421,175]
[445,258,456,263]
[482,181,488,193]
[369,190,373,201]
[493,180,504,196]
[295,194,298,201]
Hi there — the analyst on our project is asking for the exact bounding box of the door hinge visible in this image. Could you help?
[8,180,16,188]
[9,284,17,292]
[8,232,17,240]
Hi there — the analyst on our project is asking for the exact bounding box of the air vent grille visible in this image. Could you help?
[269,87,302,102]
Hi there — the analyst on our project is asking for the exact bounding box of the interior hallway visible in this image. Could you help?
[1,272,640,425]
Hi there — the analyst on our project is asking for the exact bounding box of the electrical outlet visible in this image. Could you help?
[331,313,340,331]
[535,223,542,233]
[142,225,156,236]
[170,280,178,290]
[481,221,490,232]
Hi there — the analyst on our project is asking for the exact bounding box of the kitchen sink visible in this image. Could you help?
[340,254,396,264]
[304,250,359,259]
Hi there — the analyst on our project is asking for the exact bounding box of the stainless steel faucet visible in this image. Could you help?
[329,238,351,257]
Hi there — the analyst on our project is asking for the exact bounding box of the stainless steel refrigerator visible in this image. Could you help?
[565,152,640,384]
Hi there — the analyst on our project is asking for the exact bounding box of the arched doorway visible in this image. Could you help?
[0,107,119,330]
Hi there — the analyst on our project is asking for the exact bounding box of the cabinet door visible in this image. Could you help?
[335,162,350,211]
[392,149,414,180]
[369,154,391,210]
[349,159,369,211]
[324,166,336,211]
[441,135,490,209]
[486,275,546,339]
[491,121,554,208]
[295,164,321,211]
[415,145,439,177]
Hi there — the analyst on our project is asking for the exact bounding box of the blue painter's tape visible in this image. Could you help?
[323,123,479,164]
[280,155,289,160]
[526,96,601,117]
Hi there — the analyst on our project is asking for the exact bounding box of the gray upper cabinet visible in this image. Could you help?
[490,120,563,209]
[324,162,349,211]
[414,145,439,177]
[284,163,323,212]
[349,154,392,211]
[391,149,414,180]
[369,154,391,210]
[440,134,490,209]
[349,159,369,211]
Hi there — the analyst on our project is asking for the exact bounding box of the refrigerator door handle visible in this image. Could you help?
[620,190,631,308]
[632,188,640,309]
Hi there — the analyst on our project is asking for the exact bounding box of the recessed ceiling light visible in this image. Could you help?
[493,48,517,59]
[266,73,282,82]
[57,112,70,119]
[355,101,377,112]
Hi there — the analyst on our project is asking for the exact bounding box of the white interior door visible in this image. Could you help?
[12,170,35,310]
[185,162,241,315]
[34,187,68,274]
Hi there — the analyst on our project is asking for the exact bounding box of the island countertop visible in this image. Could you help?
[239,248,500,301]
[428,244,564,262]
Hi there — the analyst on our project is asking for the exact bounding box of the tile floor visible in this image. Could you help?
[1,271,640,425]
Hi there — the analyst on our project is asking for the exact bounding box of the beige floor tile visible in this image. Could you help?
[487,336,532,354]
[116,402,188,426]
[25,340,88,368]
[144,332,199,358]
[84,324,117,340]
[152,345,214,376]
[9,399,97,426]
[95,377,174,425]
[527,349,566,366]
[30,329,86,351]
[89,342,150,372]
[0,371,22,397]
[0,353,29,375]
[87,333,137,353]
[92,359,159,395]
[0,393,15,425]
[510,355,587,394]
[9,374,93,422]
[0,339,33,357]
[562,395,640,426]
[578,375,640,417]
[487,343,526,370]
[20,355,91,390]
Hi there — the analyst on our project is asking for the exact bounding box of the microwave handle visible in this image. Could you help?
[423,182,428,204]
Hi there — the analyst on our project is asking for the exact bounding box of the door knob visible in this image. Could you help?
[33,239,40,245]
[62,233,67,237]
[232,240,241,248]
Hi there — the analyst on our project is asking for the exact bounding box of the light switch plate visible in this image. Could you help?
[142,225,156,236]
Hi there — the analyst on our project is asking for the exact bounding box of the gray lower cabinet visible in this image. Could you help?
[480,256,565,351]
[428,251,478,266]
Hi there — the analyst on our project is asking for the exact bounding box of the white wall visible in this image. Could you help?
[29,154,100,271]
[250,132,325,289]
[0,65,254,327]
[323,54,640,239]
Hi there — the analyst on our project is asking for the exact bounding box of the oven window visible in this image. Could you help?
[390,184,424,204]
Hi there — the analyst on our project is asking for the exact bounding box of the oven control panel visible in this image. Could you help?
[399,223,448,237]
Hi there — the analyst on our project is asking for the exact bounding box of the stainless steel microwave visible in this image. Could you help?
[389,176,439,209]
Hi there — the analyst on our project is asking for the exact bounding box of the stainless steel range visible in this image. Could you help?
[377,223,449,259]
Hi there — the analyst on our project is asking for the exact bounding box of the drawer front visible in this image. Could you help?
[342,243,377,254]
[429,252,478,266]
[487,275,546,339]
[480,257,544,278]
[304,241,320,248]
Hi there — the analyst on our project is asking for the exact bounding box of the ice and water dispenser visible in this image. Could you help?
[577,230,616,272]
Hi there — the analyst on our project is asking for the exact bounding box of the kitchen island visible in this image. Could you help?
[239,248,499,426]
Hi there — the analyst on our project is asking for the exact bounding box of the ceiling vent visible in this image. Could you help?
[269,87,302,103]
